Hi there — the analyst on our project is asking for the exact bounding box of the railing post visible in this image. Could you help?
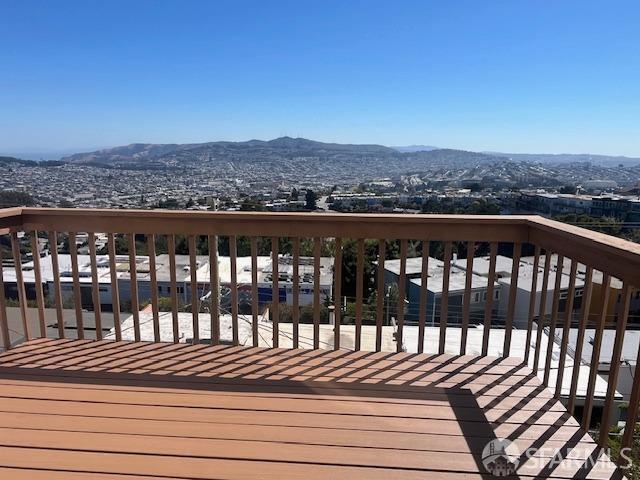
[554,259,577,398]
[524,245,540,365]
[417,240,429,355]
[10,232,30,342]
[127,233,139,341]
[208,235,220,345]
[439,242,452,355]
[598,283,632,446]
[229,235,238,345]
[543,254,564,386]
[148,234,160,342]
[107,233,122,342]
[460,241,473,356]
[567,266,593,415]
[503,242,521,357]
[29,232,46,338]
[355,239,364,351]
[481,242,498,357]
[582,274,611,431]
[168,235,179,343]
[313,237,321,349]
[88,232,102,340]
[333,238,342,350]
[48,231,65,339]
[533,252,552,372]
[271,236,279,348]
[68,232,85,339]
[0,246,10,350]
[250,236,259,348]
[189,235,200,344]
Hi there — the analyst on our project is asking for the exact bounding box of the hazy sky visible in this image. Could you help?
[1,0,639,156]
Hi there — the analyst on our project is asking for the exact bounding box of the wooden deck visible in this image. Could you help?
[0,338,623,479]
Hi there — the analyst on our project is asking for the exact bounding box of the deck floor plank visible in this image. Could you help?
[0,340,624,479]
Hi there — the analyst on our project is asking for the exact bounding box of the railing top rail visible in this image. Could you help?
[527,216,640,286]
[18,207,532,241]
[0,207,23,234]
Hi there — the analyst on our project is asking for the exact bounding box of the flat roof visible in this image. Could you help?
[5,253,333,287]
[385,257,499,294]
[401,325,617,400]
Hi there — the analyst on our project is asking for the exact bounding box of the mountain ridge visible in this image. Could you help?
[36,136,640,167]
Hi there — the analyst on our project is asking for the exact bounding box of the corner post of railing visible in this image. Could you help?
[0,208,28,349]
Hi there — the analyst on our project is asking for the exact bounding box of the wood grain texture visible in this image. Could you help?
[0,339,622,480]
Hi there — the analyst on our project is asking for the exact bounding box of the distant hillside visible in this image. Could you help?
[60,137,508,169]
[62,137,398,166]
[0,156,66,167]
[391,145,439,153]
[486,152,640,166]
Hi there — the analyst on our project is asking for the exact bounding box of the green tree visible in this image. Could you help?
[305,189,317,210]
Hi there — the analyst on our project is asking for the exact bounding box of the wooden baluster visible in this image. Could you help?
[396,239,407,353]
[188,235,200,343]
[417,240,429,354]
[88,233,102,340]
[376,239,385,352]
[68,232,85,339]
[333,238,342,350]
[10,232,29,341]
[208,235,219,345]
[554,259,577,398]
[582,274,611,431]
[621,335,640,451]
[168,235,179,343]
[355,239,364,351]
[439,242,452,355]
[503,242,521,357]
[482,242,498,357]
[292,237,300,349]
[229,235,238,346]
[460,241,474,356]
[127,234,140,341]
[29,232,46,338]
[250,237,259,347]
[567,266,593,415]
[147,234,160,342]
[48,232,65,339]
[0,245,10,349]
[271,237,279,348]
[523,245,541,365]
[533,252,552,372]
[543,254,564,386]
[598,283,631,446]
[313,237,321,349]
[107,234,122,341]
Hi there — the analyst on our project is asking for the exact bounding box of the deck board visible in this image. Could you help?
[0,339,624,479]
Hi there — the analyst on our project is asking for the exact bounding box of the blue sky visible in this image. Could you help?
[1,0,639,157]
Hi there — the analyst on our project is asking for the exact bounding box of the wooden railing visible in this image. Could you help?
[1,207,639,453]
